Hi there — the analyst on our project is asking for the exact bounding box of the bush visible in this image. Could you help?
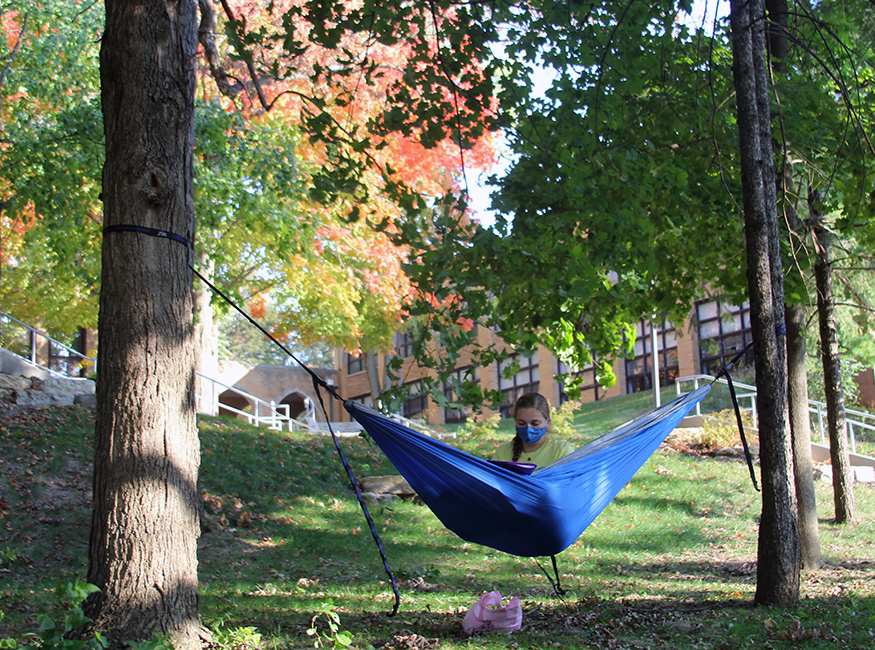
[550,400,583,437]
[457,412,501,437]
[698,409,758,450]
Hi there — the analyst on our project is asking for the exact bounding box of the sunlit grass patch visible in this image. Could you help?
[2,394,874,650]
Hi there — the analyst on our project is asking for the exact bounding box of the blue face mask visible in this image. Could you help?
[515,425,547,445]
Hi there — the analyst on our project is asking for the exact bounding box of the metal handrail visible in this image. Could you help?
[0,312,451,437]
[194,371,325,434]
[0,311,96,378]
[676,374,873,454]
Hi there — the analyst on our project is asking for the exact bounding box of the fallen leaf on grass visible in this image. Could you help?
[382,631,441,649]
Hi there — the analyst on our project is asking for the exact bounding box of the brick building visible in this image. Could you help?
[334,295,760,425]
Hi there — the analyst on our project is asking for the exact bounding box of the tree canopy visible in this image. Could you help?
[367,0,875,409]
[0,0,496,358]
[0,0,104,334]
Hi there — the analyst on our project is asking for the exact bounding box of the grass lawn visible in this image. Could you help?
[1,389,873,649]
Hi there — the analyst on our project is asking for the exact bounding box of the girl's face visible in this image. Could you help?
[515,407,548,430]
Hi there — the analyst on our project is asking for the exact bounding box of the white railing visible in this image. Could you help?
[1,313,445,438]
[676,374,874,455]
[194,373,429,437]
[807,399,875,456]
[389,412,445,437]
[0,312,96,378]
[195,371,325,434]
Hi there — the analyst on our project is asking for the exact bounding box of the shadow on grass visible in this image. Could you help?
[198,581,875,649]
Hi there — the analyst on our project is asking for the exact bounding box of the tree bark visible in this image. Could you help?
[767,0,821,572]
[785,304,824,570]
[365,349,385,405]
[194,250,218,416]
[729,0,800,606]
[813,225,858,524]
[87,1,206,648]
[765,0,789,63]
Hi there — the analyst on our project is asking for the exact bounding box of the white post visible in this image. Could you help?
[817,405,826,444]
[651,317,660,408]
[849,421,856,454]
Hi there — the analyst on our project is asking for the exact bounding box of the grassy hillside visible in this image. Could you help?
[1,391,873,649]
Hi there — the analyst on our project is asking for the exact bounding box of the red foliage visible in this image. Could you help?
[249,293,267,319]
[196,1,497,350]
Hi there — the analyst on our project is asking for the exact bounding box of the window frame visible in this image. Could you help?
[624,317,679,394]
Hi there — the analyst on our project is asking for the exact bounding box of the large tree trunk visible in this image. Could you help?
[87,1,206,648]
[785,304,824,570]
[813,225,858,524]
[729,0,800,606]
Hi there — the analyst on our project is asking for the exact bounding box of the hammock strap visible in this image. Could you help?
[189,265,343,402]
[722,370,761,492]
[312,379,401,617]
[196,267,400,614]
[194,264,401,614]
[103,225,340,397]
[710,327,786,494]
[104,225,400,615]
[201,265,401,615]
[534,555,567,598]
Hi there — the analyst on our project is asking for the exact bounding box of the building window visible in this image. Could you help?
[697,298,753,376]
[557,358,601,403]
[498,352,540,417]
[347,351,364,375]
[394,331,413,358]
[349,393,373,408]
[442,366,478,423]
[401,380,429,420]
[625,318,679,394]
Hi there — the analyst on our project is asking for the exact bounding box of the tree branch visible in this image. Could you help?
[198,0,245,98]
[216,0,272,111]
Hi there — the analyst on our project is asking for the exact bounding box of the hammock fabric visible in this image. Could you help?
[346,385,710,558]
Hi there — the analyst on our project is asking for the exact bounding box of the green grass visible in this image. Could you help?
[1,391,874,650]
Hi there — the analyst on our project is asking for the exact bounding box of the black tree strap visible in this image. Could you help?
[103,224,401,615]
[104,224,192,248]
[720,369,761,492]
[709,325,788,494]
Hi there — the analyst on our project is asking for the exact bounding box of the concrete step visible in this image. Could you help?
[811,441,875,483]
[815,463,875,483]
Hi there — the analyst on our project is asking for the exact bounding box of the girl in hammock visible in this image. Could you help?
[492,392,574,467]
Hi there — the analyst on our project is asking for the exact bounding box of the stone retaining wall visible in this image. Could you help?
[0,373,96,409]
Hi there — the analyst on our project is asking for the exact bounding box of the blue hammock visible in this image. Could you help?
[346,385,710,558]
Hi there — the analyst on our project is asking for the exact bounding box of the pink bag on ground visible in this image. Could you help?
[462,590,523,635]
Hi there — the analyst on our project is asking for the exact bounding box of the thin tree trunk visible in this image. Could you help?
[813,223,857,524]
[729,0,800,606]
[767,0,820,572]
[785,304,824,570]
[365,349,384,405]
[766,0,822,572]
[87,1,206,647]
[194,250,218,416]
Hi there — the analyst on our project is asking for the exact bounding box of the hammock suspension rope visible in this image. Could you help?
[102,224,769,613]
